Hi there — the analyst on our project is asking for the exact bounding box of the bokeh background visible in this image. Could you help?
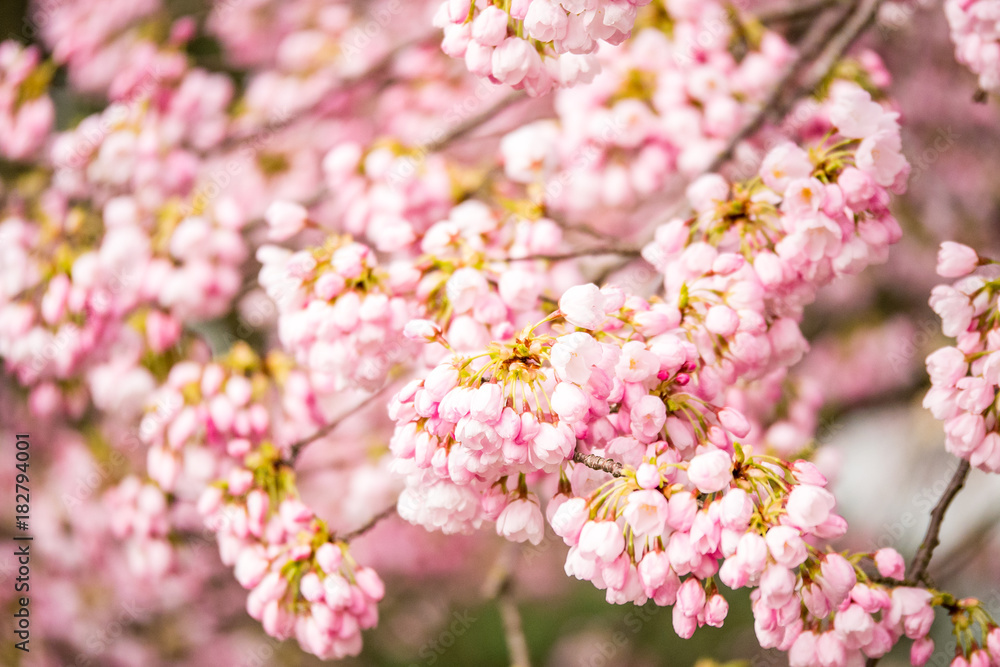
[2,0,1000,665]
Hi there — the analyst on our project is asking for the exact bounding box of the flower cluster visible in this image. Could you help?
[390,282,756,534]
[924,242,1000,473]
[104,476,174,578]
[642,81,908,323]
[317,142,455,252]
[257,234,418,392]
[499,2,797,219]
[434,0,652,94]
[945,0,1000,93]
[0,41,54,159]
[139,343,324,490]
[199,449,385,660]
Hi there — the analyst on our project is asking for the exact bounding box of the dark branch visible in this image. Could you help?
[425,91,528,153]
[495,247,643,263]
[340,505,397,541]
[572,451,625,477]
[908,458,972,585]
[756,0,848,24]
[707,0,883,174]
[286,386,393,463]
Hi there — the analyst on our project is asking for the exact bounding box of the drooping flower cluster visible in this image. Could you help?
[139,342,324,490]
[389,282,758,533]
[434,0,652,94]
[199,447,385,660]
[924,242,1000,473]
[945,0,1000,93]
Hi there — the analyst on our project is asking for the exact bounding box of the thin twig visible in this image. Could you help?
[493,247,642,263]
[707,0,883,174]
[572,451,625,477]
[218,33,437,152]
[907,459,972,585]
[756,0,848,24]
[932,509,1000,582]
[482,545,531,667]
[498,584,531,667]
[340,504,398,541]
[286,385,395,463]
[425,91,528,153]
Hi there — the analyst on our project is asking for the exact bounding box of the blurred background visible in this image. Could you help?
[2,0,1000,665]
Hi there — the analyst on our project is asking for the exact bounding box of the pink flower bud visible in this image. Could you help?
[686,449,733,493]
[911,637,934,666]
[937,242,979,278]
[235,547,270,589]
[550,496,588,545]
[316,542,343,574]
[790,460,828,486]
[765,525,808,568]
[559,283,607,330]
[672,604,698,638]
[785,484,836,529]
[636,462,662,490]
[718,407,751,438]
[300,571,325,602]
[403,318,441,342]
[551,381,590,423]
[705,305,740,336]
[704,594,729,627]
[265,200,308,241]
[719,488,754,529]
[817,554,857,607]
[874,547,906,580]
[354,567,385,601]
[471,5,509,46]
[676,577,706,615]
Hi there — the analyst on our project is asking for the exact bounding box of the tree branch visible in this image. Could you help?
[755,0,848,24]
[907,458,972,585]
[425,91,528,153]
[286,385,394,463]
[340,504,398,541]
[492,247,642,263]
[707,0,884,174]
[482,545,531,667]
[572,451,625,477]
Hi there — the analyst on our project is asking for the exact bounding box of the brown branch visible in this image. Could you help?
[866,458,973,667]
[425,90,528,154]
[931,509,1000,583]
[492,247,642,263]
[217,33,437,152]
[572,451,625,477]
[755,0,848,24]
[706,0,883,174]
[907,458,972,585]
[482,545,531,667]
[286,385,394,463]
[340,504,398,541]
